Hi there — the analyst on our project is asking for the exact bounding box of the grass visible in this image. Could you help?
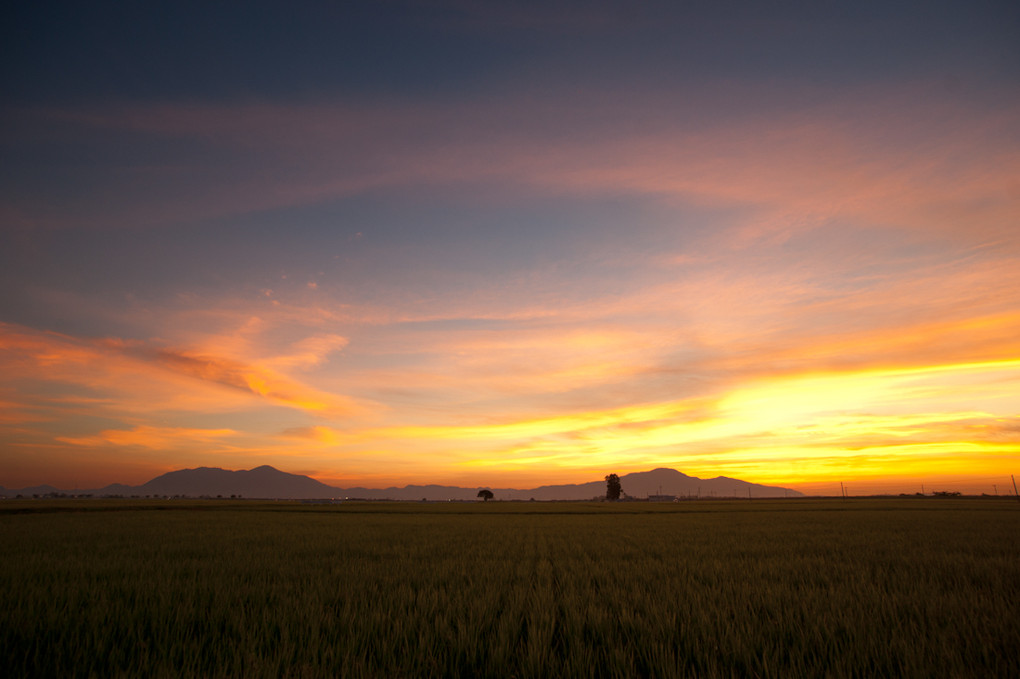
[2,498,1018,677]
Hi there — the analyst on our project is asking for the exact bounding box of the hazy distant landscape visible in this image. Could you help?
[0,466,802,501]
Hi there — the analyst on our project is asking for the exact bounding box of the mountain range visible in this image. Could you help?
[1,466,803,500]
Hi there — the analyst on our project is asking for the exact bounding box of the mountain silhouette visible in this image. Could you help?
[613,468,800,499]
[139,465,339,498]
[1,465,803,499]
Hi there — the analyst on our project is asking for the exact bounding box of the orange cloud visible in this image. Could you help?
[264,334,349,369]
[0,322,373,419]
[0,398,51,424]
[57,426,237,449]
[143,347,365,416]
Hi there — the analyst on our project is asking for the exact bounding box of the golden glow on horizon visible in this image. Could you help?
[3,311,1019,490]
[263,357,1019,490]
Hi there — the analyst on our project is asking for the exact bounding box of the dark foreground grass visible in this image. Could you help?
[2,499,1018,677]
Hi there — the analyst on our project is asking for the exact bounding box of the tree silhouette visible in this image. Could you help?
[477,489,494,501]
[605,474,622,501]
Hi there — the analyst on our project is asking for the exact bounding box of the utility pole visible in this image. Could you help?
[1012,475,1019,503]
[840,481,846,499]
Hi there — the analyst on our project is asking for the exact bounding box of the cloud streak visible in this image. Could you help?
[7,83,1017,252]
[0,322,371,420]
[57,426,237,449]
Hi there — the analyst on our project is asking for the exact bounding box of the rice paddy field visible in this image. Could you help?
[2,498,1018,677]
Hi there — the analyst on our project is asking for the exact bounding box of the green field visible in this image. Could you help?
[2,499,1018,677]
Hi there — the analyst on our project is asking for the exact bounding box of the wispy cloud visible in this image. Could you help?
[0,322,373,419]
[8,83,1016,251]
[57,425,238,449]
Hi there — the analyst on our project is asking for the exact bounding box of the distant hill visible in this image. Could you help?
[611,468,801,499]
[1,483,62,497]
[1,466,802,500]
[138,465,338,498]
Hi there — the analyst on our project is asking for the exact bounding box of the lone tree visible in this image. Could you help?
[605,474,622,501]
[477,489,494,502]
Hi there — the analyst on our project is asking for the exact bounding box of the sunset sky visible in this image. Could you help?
[2,1,1019,495]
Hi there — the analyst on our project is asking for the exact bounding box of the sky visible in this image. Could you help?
[2,0,1019,495]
